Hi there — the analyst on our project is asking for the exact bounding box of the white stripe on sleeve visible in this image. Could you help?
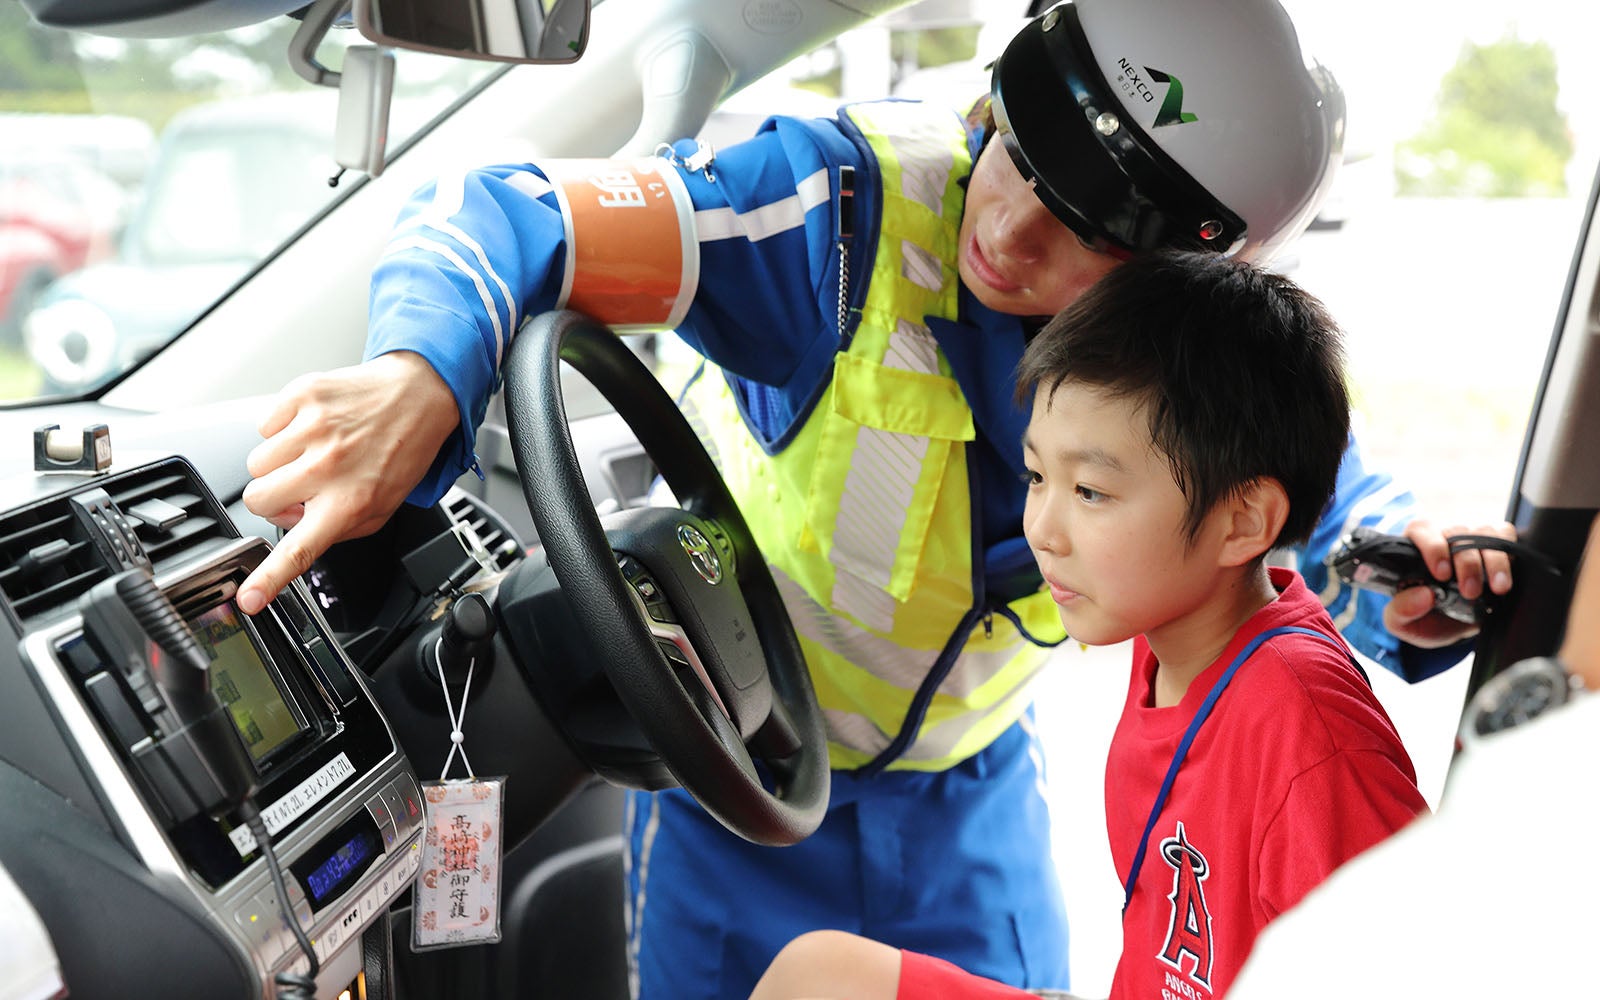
[1339,481,1411,538]
[391,215,517,344]
[694,167,832,243]
[380,235,508,365]
[505,171,554,201]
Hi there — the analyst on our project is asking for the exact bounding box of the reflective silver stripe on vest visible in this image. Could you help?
[823,669,1054,765]
[890,120,957,214]
[901,240,943,292]
[884,113,955,288]
[829,566,901,640]
[887,316,941,373]
[829,425,927,632]
[824,322,943,626]
[819,113,960,633]
[901,681,1046,762]
[778,567,1025,698]
[823,708,893,757]
[828,320,939,633]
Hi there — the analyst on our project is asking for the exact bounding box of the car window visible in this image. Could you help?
[1272,1,1599,558]
[0,7,497,402]
[134,124,335,265]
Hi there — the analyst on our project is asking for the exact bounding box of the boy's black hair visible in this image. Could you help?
[1015,250,1349,548]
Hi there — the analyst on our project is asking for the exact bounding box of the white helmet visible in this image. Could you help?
[989,0,1343,262]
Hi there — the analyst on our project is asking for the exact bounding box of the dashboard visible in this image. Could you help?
[2,447,425,996]
[0,401,631,999]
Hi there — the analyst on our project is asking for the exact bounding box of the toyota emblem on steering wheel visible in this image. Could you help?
[677,524,723,585]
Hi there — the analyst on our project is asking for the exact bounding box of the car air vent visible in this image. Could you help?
[0,459,234,626]
[443,489,524,573]
[0,494,108,623]
[107,460,233,572]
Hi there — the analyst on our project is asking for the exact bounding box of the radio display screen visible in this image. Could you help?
[304,823,382,904]
[190,602,303,764]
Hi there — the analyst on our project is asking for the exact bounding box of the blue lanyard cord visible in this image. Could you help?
[1120,626,1344,912]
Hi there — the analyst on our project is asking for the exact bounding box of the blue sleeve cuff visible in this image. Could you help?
[1294,431,1476,682]
[1396,638,1474,683]
[364,164,571,506]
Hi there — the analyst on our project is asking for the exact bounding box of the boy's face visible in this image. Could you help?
[1021,382,1224,647]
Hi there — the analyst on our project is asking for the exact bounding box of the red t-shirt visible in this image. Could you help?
[1106,568,1428,1000]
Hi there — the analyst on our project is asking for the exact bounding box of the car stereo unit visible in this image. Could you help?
[21,532,422,994]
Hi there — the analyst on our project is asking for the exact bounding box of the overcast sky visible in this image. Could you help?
[1281,0,1600,157]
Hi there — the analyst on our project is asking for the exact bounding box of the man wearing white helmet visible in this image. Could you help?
[238,0,1515,997]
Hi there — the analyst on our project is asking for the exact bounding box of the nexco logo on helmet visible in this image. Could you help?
[989,0,1344,263]
[1116,62,1198,128]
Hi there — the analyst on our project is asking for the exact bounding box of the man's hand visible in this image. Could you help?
[1382,517,1517,648]
[237,351,461,615]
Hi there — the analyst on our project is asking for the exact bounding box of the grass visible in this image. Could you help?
[0,349,45,403]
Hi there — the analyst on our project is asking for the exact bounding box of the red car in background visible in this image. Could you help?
[0,153,127,347]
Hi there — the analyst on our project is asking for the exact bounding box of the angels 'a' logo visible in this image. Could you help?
[1158,821,1215,989]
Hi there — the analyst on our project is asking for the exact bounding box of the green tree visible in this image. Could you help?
[1396,34,1572,197]
[0,3,86,91]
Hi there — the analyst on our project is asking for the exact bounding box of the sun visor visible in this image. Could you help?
[20,0,310,38]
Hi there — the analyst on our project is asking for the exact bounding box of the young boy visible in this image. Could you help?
[746,251,1429,1000]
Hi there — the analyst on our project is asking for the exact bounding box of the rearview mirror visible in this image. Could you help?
[354,0,590,64]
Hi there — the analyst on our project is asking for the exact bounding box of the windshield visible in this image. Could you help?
[0,6,496,402]
[132,122,337,267]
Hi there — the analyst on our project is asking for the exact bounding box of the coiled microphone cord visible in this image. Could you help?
[240,802,320,999]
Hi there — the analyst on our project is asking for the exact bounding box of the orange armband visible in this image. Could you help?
[545,158,698,331]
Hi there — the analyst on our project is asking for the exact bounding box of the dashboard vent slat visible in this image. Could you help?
[11,566,109,621]
[118,466,228,573]
[0,458,235,625]
[443,491,523,573]
[0,497,108,625]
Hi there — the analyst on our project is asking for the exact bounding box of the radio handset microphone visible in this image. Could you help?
[80,570,323,996]
[79,568,258,824]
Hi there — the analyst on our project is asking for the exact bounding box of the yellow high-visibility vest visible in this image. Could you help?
[677,99,1065,771]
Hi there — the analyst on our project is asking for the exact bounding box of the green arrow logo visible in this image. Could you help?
[1145,67,1198,127]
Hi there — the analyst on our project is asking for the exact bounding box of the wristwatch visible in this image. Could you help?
[1459,655,1585,743]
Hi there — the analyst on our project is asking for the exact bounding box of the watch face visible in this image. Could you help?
[1462,656,1578,740]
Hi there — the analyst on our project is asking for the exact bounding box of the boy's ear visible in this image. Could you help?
[1214,477,1290,568]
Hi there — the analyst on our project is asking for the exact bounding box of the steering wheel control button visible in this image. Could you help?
[618,552,676,618]
[677,524,723,585]
[703,522,736,568]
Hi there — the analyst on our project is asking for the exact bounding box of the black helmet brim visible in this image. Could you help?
[990,3,1246,254]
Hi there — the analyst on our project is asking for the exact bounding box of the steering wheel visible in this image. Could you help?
[500,310,829,846]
